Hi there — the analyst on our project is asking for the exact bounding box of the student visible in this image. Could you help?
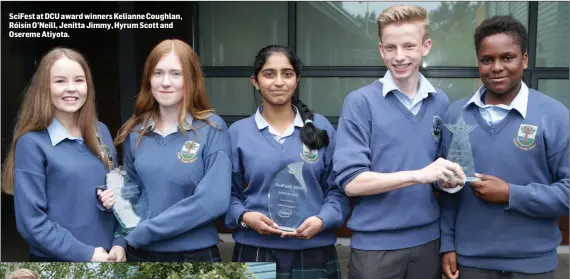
[332,5,465,279]
[1,47,124,262]
[225,45,350,278]
[439,15,569,279]
[99,39,231,262]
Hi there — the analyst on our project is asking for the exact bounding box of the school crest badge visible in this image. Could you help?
[178,141,200,163]
[300,144,319,163]
[432,115,442,141]
[513,124,538,150]
[99,144,114,169]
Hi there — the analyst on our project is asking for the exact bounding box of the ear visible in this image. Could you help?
[522,52,528,69]
[296,75,301,88]
[378,42,386,60]
[422,38,433,57]
[250,75,259,91]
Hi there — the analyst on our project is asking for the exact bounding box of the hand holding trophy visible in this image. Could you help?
[98,167,145,237]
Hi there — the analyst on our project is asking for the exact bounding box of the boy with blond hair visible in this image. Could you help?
[333,4,464,279]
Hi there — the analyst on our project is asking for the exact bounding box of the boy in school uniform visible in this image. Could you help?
[439,15,569,279]
[333,4,465,279]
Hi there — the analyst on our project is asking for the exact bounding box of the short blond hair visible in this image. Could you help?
[8,268,39,279]
[377,5,429,41]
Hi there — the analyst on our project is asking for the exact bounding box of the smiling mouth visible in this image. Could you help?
[491,77,508,81]
[62,96,78,102]
[393,64,411,69]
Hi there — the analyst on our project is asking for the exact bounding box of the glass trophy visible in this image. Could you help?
[106,167,147,237]
[444,113,481,185]
[268,162,309,232]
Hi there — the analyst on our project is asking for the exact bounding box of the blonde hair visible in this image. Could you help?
[1,47,110,195]
[8,268,39,279]
[114,39,215,148]
[377,4,429,41]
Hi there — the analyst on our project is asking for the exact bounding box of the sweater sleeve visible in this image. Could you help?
[224,128,248,229]
[125,125,232,247]
[14,135,95,261]
[333,93,373,191]
[506,144,569,217]
[317,120,350,231]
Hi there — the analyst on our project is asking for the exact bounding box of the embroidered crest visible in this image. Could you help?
[177,141,200,163]
[300,144,319,163]
[432,115,442,141]
[513,124,538,150]
[99,144,114,169]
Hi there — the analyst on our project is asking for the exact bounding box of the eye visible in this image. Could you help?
[153,71,163,76]
[405,44,416,49]
[385,46,395,51]
[479,58,491,64]
[504,56,513,61]
[263,71,275,77]
[75,78,85,83]
[55,80,65,83]
[284,71,295,78]
[172,72,182,77]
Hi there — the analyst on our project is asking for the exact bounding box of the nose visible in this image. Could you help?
[160,74,171,87]
[274,74,285,86]
[395,47,406,62]
[66,83,77,92]
[491,60,504,73]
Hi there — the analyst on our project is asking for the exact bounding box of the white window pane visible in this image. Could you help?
[199,2,288,66]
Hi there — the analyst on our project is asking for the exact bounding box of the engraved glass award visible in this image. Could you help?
[106,167,146,236]
[268,162,309,232]
[444,113,481,184]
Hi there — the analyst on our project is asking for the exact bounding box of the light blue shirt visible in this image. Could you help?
[143,114,194,137]
[464,81,529,126]
[47,118,86,146]
[254,106,304,144]
[379,71,438,115]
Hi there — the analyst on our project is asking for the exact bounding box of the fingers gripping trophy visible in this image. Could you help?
[105,167,148,237]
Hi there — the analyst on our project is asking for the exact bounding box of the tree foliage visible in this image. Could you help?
[0,262,253,279]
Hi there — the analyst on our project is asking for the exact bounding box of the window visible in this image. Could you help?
[538,79,570,109]
[205,78,259,116]
[199,2,288,66]
[430,78,482,103]
[296,2,528,67]
[536,2,569,67]
[299,77,376,117]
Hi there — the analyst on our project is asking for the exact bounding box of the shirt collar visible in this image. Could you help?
[47,117,99,146]
[379,70,438,98]
[464,81,529,119]
[254,105,304,130]
[141,114,194,133]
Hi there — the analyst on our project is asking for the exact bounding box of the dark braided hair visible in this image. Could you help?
[253,45,329,150]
